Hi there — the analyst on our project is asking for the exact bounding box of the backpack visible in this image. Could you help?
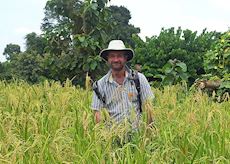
[93,69,142,113]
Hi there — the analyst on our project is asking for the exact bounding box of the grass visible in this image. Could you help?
[0,80,229,163]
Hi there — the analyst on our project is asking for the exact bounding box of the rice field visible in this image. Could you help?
[0,80,229,163]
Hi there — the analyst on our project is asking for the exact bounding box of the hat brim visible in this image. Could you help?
[100,49,134,61]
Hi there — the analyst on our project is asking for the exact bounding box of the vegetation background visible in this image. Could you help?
[0,0,229,163]
[0,0,229,88]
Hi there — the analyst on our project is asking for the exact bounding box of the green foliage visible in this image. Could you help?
[25,32,47,55]
[3,43,21,60]
[204,31,230,77]
[1,0,140,85]
[39,0,139,85]
[0,62,13,80]
[201,32,230,101]
[10,52,45,83]
[156,59,189,85]
[108,6,140,47]
[132,27,220,85]
[0,2,226,87]
[218,75,230,101]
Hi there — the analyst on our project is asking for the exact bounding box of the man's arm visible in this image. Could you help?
[91,82,104,124]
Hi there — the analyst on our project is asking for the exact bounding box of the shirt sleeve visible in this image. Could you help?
[138,73,154,102]
[91,83,104,111]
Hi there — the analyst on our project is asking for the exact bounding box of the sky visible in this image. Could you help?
[0,0,229,62]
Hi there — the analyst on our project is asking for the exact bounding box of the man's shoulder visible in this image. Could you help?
[95,73,109,86]
[97,75,106,83]
[135,72,150,84]
[136,72,146,79]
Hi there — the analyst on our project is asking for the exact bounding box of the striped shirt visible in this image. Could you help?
[91,67,154,124]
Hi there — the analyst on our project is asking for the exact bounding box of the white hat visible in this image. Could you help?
[99,40,134,61]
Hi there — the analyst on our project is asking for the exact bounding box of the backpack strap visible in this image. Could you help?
[131,70,142,113]
[92,81,106,104]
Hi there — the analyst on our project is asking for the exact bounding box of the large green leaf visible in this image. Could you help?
[176,62,187,72]
[90,61,97,70]
[219,81,230,89]
[162,62,173,74]
[162,74,174,85]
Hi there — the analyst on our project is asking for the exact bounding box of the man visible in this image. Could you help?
[91,40,154,127]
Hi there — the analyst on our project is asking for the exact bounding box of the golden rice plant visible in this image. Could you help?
[0,80,229,163]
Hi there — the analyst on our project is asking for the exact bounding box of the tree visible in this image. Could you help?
[3,43,21,60]
[0,62,12,80]
[108,6,140,47]
[25,32,47,55]
[204,31,230,78]
[132,27,220,85]
[1,0,140,85]
[40,0,112,85]
[40,0,139,85]
[10,52,45,83]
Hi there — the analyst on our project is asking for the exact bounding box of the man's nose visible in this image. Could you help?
[112,56,120,61]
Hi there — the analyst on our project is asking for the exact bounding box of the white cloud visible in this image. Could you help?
[210,0,230,11]
[14,27,41,35]
[109,0,230,39]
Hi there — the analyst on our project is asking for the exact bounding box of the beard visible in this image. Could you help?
[109,62,125,71]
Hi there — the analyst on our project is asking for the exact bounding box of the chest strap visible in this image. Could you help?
[92,81,106,104]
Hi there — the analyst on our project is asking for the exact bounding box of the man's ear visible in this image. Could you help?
[124,54,129,60]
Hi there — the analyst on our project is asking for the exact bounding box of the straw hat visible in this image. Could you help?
[100,40,134,61]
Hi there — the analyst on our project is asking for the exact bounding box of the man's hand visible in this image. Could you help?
[147,107,154,126]
[143,99,155,126]
[94,111,101,124]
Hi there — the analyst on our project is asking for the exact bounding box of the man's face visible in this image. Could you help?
[107,51,127,71]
